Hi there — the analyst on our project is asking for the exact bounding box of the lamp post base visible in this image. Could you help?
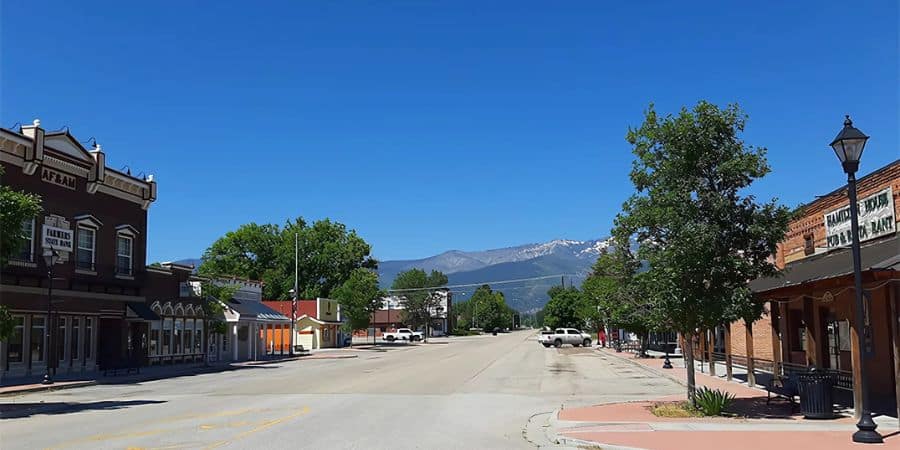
[852,414,882,443]
[41,374,53,385]
[662,353,673,369]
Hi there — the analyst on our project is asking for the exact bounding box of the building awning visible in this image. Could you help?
[226,299,290,322]
[127,302,161,321]
[750,235,900,295]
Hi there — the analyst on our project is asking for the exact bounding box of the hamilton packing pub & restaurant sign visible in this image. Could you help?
[824,187,895,248]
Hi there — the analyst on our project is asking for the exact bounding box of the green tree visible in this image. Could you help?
[332,268,385,344]
[199,218,377,300]
[613,101,790,402]
[582,241,654,353]
[468,284,512,331]
[390,269,448,333]
[542,286,584,329]
[0,165,42,339]
[196,278,240,364]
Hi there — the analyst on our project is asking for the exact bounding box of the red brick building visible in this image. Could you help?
[718,159,899,417]
[1,120,157,382]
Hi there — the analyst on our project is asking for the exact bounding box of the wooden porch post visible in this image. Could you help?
[888,284,900,425]
[803,297,818,366]
[724,323,733,381]
[771,301,783,377]
[699,330,707,373]
[745,319,756,387]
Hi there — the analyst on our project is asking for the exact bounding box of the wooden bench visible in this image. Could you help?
[766,372,799,406]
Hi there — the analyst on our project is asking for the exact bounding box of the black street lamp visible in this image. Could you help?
[41,248,60,385]
[829,115,882,444]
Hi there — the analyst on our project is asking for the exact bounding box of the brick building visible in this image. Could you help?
[1,120,157,382]
[717,159,899,417]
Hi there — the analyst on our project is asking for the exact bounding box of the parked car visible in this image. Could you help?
[542,328,592,348]
[383,328,424,342]
[537,330,555,347]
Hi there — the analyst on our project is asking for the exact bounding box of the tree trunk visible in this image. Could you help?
[684,332,697,405]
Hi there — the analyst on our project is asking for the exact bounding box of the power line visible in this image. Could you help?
[386,273,574,293]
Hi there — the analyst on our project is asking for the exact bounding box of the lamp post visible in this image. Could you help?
[41,248,60,385]
[829,115,882,444]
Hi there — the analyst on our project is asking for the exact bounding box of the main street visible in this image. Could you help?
[0,331,681,449]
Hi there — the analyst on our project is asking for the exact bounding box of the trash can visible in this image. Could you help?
[798,368,835,419]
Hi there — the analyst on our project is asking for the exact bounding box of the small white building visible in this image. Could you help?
[206,279,290,363]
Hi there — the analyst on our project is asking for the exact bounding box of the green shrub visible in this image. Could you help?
[693,387,735,416]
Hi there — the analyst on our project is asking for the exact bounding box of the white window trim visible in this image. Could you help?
[75,225,97,272]
[115,233,134,277]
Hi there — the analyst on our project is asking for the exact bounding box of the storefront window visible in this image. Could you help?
[30,316,46,363]
[70,317,80,361]
[163,318,173,355]
[150,321,160,356]
[183,319,193,355]
[8,316,24,363]
[57,316,67,363]
[194,320,204,353]
[84,318,94,360]
[174,318,183,354]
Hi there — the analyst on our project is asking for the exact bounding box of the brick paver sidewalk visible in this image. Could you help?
[551,348,898,449]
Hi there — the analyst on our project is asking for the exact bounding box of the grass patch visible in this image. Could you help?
[650,402,704,418]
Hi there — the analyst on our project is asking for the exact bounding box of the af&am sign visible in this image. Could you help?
[824,187,895,248]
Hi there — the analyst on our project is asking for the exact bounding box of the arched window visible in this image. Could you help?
[174,303,185,317]
[151,301,162,315]
[162,302,174,316]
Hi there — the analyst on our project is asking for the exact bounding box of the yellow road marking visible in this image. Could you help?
[204,407,311,449]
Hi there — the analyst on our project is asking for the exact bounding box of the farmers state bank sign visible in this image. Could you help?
[824,187,895,248]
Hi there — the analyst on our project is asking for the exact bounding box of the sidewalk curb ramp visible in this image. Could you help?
[595,348,687,388]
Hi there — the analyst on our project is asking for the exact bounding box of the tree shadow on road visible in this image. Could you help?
[1,399,166,419]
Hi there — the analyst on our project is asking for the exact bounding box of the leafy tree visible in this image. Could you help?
[542,286,584,329]
[199,218,377,300]
[332,268,385,344]
[582,241,655,353]
[391,269,448,333]
[0,165,42,340]
[195,278,240,364]
[467,284,514,331]
[613,101,790,402]
[199,222,282,293]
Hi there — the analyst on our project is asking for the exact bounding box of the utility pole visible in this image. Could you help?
[290,231,298,355]
[561,275,565,288]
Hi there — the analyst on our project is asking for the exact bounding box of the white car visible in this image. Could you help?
[541,328,592,348]
[383,328,424,342]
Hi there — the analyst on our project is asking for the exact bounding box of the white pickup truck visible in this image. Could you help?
[539,328,592,348]
[383,328,424,342]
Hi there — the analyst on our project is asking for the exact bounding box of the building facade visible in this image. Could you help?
[1,120,157,382]
[719,159,900,417]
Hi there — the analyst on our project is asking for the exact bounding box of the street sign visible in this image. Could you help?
[42,224,73,252]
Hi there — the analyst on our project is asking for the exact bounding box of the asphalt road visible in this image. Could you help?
[0,331,681,449]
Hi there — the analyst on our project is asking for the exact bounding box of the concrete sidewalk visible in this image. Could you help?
[547,348,900,449]
[0,356,304,397]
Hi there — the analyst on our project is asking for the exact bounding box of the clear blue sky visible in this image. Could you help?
[2,1,897,263]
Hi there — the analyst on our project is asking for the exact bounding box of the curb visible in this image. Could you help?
[555,434,646,450]
[0,380,98,397]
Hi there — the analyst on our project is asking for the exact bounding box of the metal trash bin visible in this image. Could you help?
[798,368,835,419]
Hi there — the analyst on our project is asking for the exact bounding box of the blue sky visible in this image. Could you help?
[2,1,897,263]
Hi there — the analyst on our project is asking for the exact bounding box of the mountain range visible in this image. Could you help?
[377,238,613,312]
[174,237,614,312]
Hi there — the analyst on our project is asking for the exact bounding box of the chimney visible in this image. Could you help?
[19,119,44,175]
